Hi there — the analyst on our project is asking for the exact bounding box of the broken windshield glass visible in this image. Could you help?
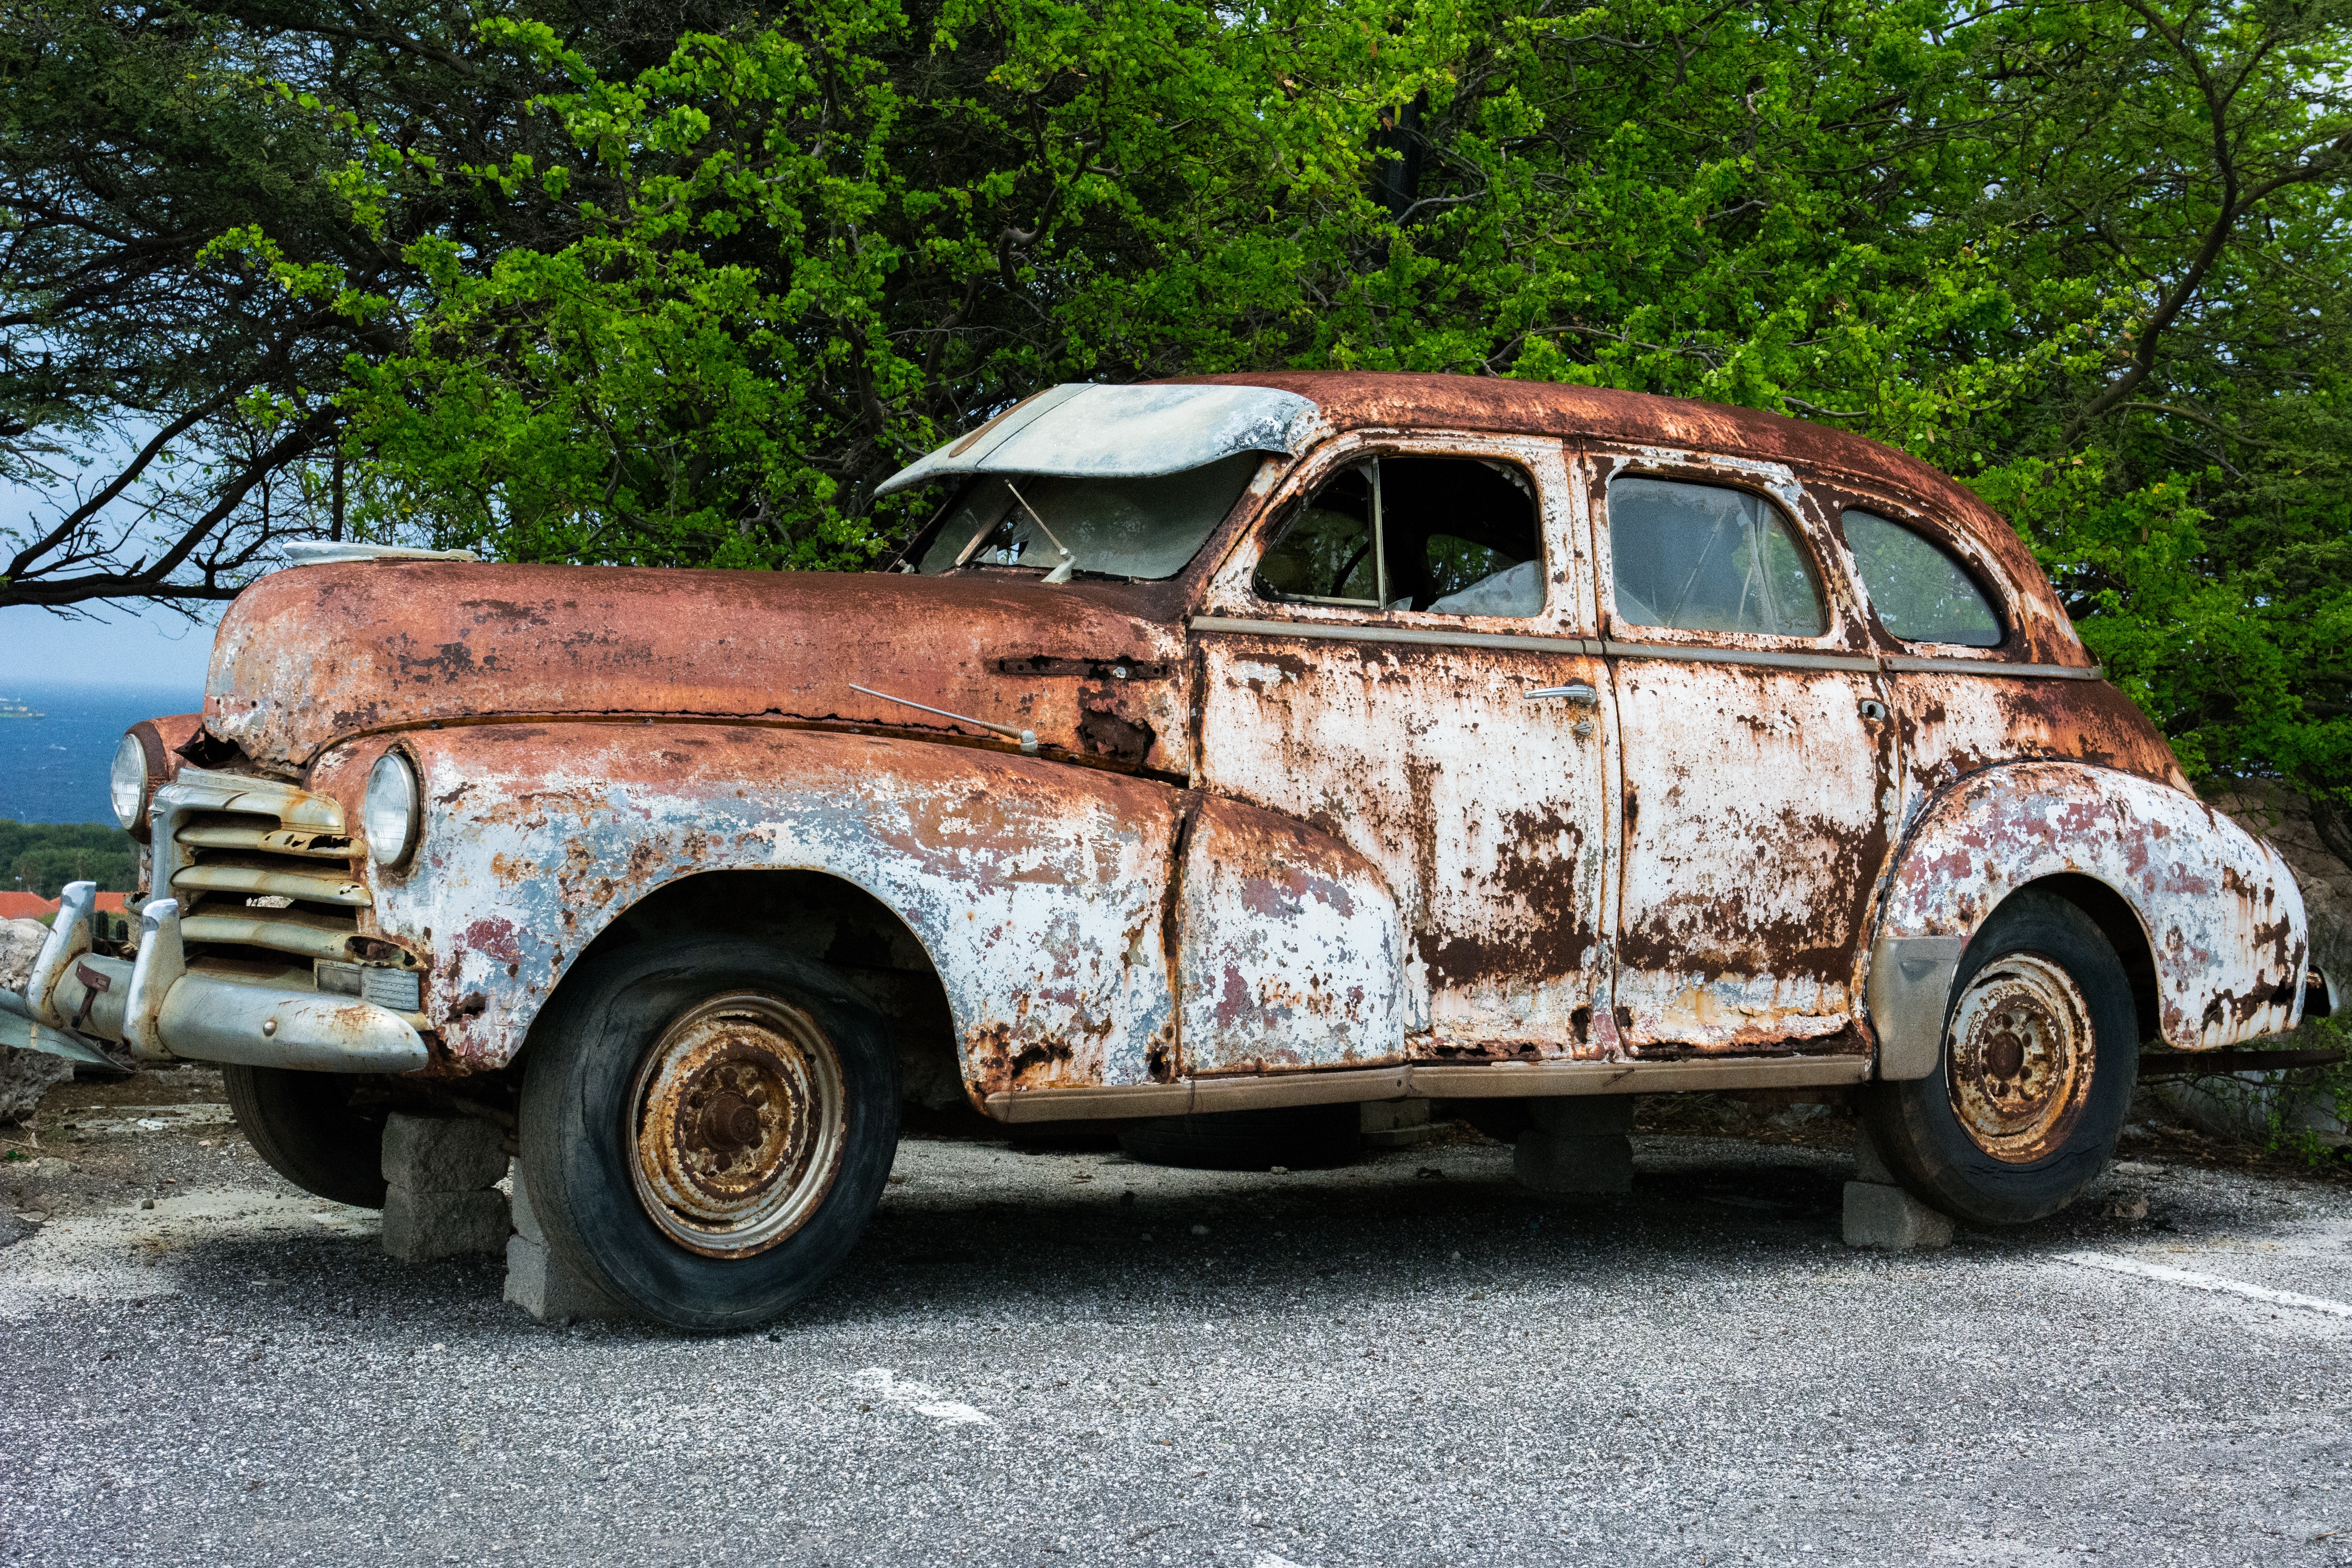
[916,452,1263,580]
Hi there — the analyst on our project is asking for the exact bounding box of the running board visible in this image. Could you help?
[982,1054,1872,1123]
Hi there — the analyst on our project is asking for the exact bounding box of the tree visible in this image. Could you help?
[0,0,748,612]
[14,0,2350,817]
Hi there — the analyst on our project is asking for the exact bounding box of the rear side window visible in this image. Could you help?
[1606,477,1827,637]
[1842,510,2003,647]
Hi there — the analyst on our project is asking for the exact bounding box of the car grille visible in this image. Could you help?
[152,768,366,980]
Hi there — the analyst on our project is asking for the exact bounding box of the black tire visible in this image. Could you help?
[222,1065,389,1209]
[518,936,898,1331]
[1117,1104,1361,1171]
[1864,890,2139,1227]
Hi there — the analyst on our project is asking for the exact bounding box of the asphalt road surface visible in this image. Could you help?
[3,1082,2348,1568]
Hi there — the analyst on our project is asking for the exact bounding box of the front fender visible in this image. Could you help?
[312,724,1184,1095]
[1870,761,2307,1070]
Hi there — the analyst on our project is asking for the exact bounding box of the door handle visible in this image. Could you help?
[1526,683,1600,707]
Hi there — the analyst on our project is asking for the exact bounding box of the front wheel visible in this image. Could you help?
[518,937,899,1331]
[1863,890,2139,1227]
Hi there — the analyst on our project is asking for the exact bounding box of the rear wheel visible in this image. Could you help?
[1864,890,2139,1226]
[223,1065,389,1209]
[519,937,899,1331]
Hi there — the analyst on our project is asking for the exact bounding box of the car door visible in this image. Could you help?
[1586,447,1900,1056]
[1185,431,1621,1071]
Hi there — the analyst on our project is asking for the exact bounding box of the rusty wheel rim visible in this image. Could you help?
[627,993,847,1258]
[1944,953,2095,1165]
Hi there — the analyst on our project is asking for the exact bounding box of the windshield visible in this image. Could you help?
[915,452,1263,579]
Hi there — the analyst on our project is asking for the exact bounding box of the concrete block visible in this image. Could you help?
[1854,1124,1898,1186]
[1361,1099,1437,1150]
[1843,1181,1954,1251]
[508,1159,545,1246]
[381,1184,510,1261]
[1360,1099,1431,1134]
[504,1235,626,1323]
[1528,1095,1634,1138]
[1515,1127,1633,1195]
[381,1112,508,1192]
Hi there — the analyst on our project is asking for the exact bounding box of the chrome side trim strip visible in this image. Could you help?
[1192,615,2105,680]
[1884,655,2104,680]
[1189,615,1599,655]
[1601,640,1881,674]
[982,1053,1870,1121]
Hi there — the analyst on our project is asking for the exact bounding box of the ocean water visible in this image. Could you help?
[0,682,207,825]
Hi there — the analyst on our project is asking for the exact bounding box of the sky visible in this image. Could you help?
[0,601,220,692]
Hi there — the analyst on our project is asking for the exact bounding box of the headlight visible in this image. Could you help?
[364,751,422,869]
[109,732,150,830]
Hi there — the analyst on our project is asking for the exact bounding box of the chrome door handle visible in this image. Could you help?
[1526,683,1599,707]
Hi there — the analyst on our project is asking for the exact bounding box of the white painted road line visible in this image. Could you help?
[2059,1252,2352,1319]
[850,1366,994,1425]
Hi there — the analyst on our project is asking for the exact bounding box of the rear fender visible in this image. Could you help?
[1869,761,2307,1074]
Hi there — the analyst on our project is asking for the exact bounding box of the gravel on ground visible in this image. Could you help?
[3,1071,2348,1568]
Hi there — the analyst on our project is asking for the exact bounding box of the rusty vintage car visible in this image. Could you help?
[4,373,2329,1327]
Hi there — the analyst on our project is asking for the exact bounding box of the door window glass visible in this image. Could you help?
[1842,510,2003,647]
[1606,477,1827,637]
[1256,457,1544,616]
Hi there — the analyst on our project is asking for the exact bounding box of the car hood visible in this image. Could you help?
[204,561,1194,774]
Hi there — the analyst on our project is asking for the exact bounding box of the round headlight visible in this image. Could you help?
[364,750,421,869]
[109,732,150,830]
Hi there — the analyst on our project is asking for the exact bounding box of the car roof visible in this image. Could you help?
[1168,370,2076,660]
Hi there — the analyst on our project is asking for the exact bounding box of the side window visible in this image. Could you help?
[1842,510,2003,647]
[1255,457,1544,616]
[1606,477,1827,637]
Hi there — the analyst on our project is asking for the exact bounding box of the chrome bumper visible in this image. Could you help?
[4,881,428,1075]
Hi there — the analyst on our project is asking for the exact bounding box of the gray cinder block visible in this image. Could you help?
[1842,1181,1954,1250]
[381,1185,510,1260]
[381,1113,508,1192]
[504,1236,625,1322]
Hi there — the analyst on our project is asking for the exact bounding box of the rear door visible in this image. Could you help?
[1586,448,1900,1056]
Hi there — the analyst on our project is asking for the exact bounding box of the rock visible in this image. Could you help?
[2104,1196,2150,1220]
[0,1208,31,1248]
[0,918,79,1125]
[0,917,47,994]
[0,1045,72,1126]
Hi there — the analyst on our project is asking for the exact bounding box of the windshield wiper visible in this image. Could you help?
[1003,481,1076,584]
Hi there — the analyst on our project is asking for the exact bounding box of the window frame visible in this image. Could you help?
[1806,479,2021,660]
[1197,430,1584,633]
[1583,449,1870,654]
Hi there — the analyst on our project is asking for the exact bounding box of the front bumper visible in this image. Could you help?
[4,881,427,1074]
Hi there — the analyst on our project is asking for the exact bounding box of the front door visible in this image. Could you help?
[1186,432,1620,1070]
[1585,449,1899,1055]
